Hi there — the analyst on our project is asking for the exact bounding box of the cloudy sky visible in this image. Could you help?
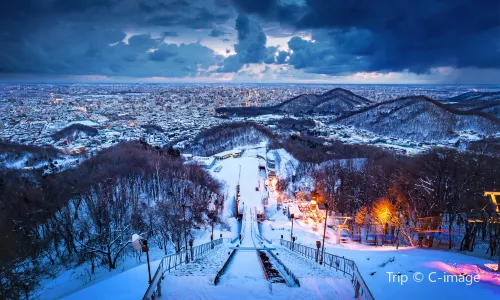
[1,0,499,83]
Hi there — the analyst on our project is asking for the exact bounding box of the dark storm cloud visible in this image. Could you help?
[1,0,498,78]
[287,33,369,75]
[0,0,228,77]
[219,14,276,72]
[162,31,179,37]
[231,0,277,14]
[276,51,289,64]
[282,29,378,74]
[231,0,500,75]
[146,7,232,29]
[234,14,268,63]
[218,55,243,72]
[149,48,177,62]
[209,29,228,37]
[53,0,118,12]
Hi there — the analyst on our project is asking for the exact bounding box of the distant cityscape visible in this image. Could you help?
[2,83,499,155]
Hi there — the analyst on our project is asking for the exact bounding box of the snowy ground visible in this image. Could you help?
[160,148,360,300]
[264,146,500,299]
[36,224,233,300]
[168,244,232,278]
[215,149,269,289]
[61,260,161,300]
[53,144,500,300]
[36,249,165,300]
[270,244,355,298]
[261,209,500,299]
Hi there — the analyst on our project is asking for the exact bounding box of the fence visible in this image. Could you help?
[280,239,374,300]
[143,238,228,300]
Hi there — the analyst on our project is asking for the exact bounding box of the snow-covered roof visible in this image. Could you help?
[181,153,193,160]
[213,149,242,158]
[189,156,215,167]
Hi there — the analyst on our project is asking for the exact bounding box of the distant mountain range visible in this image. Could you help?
[448,91,500,102]
[443,91,500,118]
[277,88,372,114]
[216,88,372,116]
[216,88,500,142]
[334,96,500,141]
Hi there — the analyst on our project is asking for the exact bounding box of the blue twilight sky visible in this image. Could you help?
[0,0,499,83]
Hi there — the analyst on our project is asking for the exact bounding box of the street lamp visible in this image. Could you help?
[483,192,500,271]
[290,213,295,243]
[208,206,217,249]
[182,203,192,263]
[132,234,152,284]
[320,203,328,265]
[315,241,321,262]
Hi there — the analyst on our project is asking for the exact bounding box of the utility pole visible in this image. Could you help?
[290,213,295,242]
[236,164,241,218]
[143,239,152,284]
[484,192,500,272]
[131,234,152,284]
[320,204,329,265]
[182,204,192,263]
[211,219,214,249]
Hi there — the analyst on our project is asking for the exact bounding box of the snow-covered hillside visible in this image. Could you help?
[335,96,499,142]
[53,143,499,300]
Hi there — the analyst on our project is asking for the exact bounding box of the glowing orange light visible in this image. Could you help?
[373,198,394,224]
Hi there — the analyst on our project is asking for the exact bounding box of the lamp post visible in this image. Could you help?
[316,241,321,262]
[290,213,295,243]
[132,234,152,284]
[189,239,194,261]
[211,220,214,247]
[208,206,216,249]
[320,203,328,265]
[182,203,192,263]
[484,192,500,272]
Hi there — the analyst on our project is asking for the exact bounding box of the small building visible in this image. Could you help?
[181,153,193,160]
[213,149,243,160]
[190,156,216,169]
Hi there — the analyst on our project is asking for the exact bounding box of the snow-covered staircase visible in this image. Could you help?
[271,244,346,278]
[168,243,232,279]
[269,244,357,299]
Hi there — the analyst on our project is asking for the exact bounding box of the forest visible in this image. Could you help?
[185,121,274,156]
[273,135,500,259]
[0,141,223,299]
[52,124,98,141]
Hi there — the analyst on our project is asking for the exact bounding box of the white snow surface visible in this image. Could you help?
[262,210,500,300]
[64,120,99,127]
[53,144,500,300]
[62,260,160,300]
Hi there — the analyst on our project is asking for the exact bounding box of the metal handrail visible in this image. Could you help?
[239,206,246,243]
[280,239,374,300]
[143,238,227,300]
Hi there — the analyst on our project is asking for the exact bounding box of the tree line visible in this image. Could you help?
[185,121,275,156]
[0,141,223,299]
[307,147,500,257]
